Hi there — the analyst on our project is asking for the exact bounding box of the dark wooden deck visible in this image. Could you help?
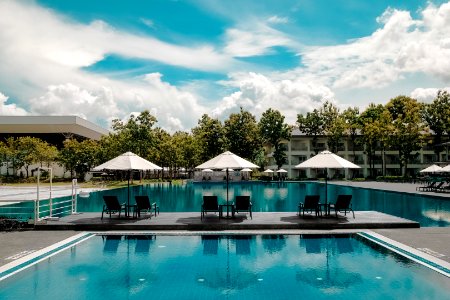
[35,211,419,231]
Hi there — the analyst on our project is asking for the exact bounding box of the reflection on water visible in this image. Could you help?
[77,182,450,227]
[2,234,449,300]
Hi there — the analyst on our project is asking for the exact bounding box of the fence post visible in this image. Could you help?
[72,178,78,213]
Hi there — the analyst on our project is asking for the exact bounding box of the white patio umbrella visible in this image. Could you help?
[202,168,214,173]
[276,168,288,180]
[420,164,443,173]
[295,150,360,205]
[438,164,450,172]
[196,151,259,216]
[241,168,253,172]
[93,152,162,210]
[263,169,274,173]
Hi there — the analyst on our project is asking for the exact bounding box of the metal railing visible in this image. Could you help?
[0,173,81,223]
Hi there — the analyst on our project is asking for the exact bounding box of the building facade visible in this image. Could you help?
[266,129,446,179]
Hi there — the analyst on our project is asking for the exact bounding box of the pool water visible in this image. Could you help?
[77,182,450,227]
[0,234,448,300]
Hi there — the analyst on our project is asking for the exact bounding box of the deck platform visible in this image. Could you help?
[35,211,419,231]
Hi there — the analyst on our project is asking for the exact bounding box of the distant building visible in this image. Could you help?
[0,116,109,148]
[0,116,109,178]
[265,128,447,179]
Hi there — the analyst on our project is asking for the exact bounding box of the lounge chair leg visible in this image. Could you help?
[352,209,355,219]
[101,210,104,220]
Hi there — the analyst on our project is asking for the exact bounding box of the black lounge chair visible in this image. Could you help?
[101,195,127,219]
[134,195,159,218]
[329,195,354,218]
[416,180,436,191]
[298,195,320,217]
[233,195,252,219]
[201,195,220,220]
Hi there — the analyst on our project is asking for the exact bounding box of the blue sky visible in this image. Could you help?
[0,0,449,131]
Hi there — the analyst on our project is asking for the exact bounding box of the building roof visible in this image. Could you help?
[0,116,109,140]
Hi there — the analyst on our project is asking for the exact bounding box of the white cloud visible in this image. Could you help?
[410,87,450,103]
[140,18,155,29]
[267,15,289,24]
[224,23,291,57]
[0,92,28,116]
[0,1,236,72]
[299,2,450,89]
[0,0,220,131]
[213,72,334,123]
[28,83,120,123]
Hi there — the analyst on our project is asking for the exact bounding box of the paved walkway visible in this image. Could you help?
[0,185,104,204]
[331,180,450,198]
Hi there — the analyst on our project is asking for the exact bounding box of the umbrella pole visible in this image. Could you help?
[127,170,131,217]
[325,169,328,206]
[226,169,229,217]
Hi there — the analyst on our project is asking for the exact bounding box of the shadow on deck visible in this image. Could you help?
[35,211,420,231]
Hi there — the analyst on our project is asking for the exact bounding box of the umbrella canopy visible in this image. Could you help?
[93,152,162,171]
[196,151,259,217]
[420,164,443,173]
[197,151,259,170]
[295,151,360,169]
[441,165,450,172]
[93,152,162,209]
[241,168,253,172]
[295,150,360,206]
[202,168,214,173]
[264,169,274,173]
[276,169,288,173]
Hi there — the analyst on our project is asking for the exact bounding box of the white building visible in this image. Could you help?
[265,128,444,179]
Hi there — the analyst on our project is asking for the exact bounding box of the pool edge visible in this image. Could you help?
[0,232,94,281]
[358,231,450,278]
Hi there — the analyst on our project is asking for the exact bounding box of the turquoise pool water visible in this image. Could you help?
[77,182,450,227]
[0,234,448,299]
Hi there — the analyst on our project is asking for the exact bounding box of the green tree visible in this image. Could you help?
[386,96,428,176]
[360,104,385,178]
[58,139,99,180]
[319,102,345,153]
[174,131,201,176]
[342,107,361,160]
[16,136,46,178]
[110,110,158,158]
[422,90,450,160]
[34,140,59,168]
[297,109,324,154]
[224,107,261,161]
[0,140,12,176]
[192,114,225,161]
[259,108,292,169]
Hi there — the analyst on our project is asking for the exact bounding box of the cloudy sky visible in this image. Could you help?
[1,0,449,131]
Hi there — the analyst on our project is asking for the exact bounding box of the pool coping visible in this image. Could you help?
[1,229,448,282]
[358,231,450,278]
[0,232,94,281]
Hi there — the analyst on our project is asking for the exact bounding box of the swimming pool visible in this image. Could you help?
[77,182,450,227]
[0,234,448,299]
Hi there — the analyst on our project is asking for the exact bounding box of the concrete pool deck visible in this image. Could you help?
[34,211,419,231]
